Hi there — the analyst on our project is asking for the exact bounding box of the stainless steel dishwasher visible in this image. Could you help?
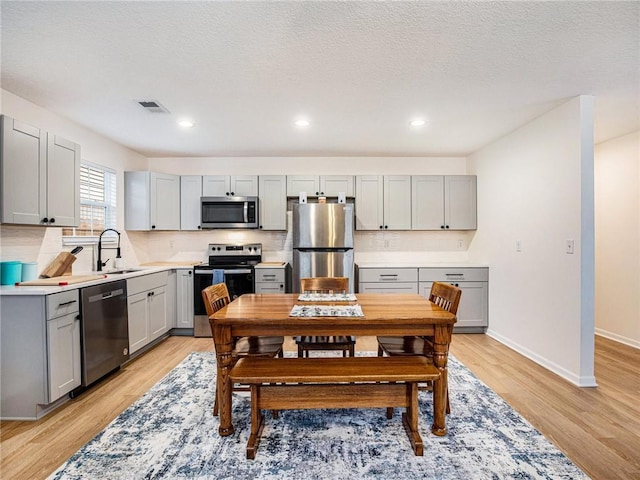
[79,279,129,388]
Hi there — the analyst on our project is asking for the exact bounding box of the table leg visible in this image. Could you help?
[431,324,451,436]
[214,324,234,436]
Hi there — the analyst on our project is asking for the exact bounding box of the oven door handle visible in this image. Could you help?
[195,268,214,274]
[223,268,252,274]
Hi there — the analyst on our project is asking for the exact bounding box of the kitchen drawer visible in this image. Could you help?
[359,282,418,294]
[419,267,488,282]
[127,271,169,296]
[255,283,286,294]
[255,268,285,283]
[358,268,418,283]
[46,290,79,320]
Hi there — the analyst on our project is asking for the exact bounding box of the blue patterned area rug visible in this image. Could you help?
[49,352,588,480]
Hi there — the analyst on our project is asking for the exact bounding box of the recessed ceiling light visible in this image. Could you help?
[294,119,310,127]
[178,120,194,128]
[410,119,426,127]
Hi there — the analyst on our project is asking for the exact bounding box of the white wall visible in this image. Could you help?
[467,96,596,387]
[149,156,466,176]
[594,131,640,348]
[0,89,148,272]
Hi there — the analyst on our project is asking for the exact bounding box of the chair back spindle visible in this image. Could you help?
[202,282,231,317]
[428,282,461,315]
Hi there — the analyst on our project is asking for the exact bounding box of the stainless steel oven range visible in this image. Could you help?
[193,243,262,337]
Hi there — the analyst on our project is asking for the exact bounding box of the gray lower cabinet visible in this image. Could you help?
[357,265,489,332]
[357,267,418,294]
[255,264,290,293]
[127,272,169,354]
[0,289,81,420]
[418,267,488,332]
[175,268,194,329]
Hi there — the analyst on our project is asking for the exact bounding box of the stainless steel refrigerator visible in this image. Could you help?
[292,202,355,293]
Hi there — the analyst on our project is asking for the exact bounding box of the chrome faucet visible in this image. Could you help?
[96,228,121,271]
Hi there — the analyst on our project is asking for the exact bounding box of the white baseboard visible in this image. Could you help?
[485,329,598,387]
[595,328,640,349]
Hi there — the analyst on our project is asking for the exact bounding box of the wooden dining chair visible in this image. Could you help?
[295,276,356,358]
[203,282,284,416]
[377,281,461,415]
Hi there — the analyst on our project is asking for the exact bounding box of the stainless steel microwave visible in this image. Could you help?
[200,196,259,229]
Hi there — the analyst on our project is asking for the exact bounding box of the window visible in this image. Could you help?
[62,162,116,242]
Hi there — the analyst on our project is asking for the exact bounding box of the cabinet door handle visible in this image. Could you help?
[57,300,77,307]
[379,274,398,281]
[49,218,55,224]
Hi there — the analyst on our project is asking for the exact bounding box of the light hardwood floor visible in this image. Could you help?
[1,334,638,479]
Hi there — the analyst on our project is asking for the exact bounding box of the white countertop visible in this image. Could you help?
[0,266,171,296]
[356,262,488,268]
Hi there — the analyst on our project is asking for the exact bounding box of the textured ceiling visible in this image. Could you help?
[1,1,638,158]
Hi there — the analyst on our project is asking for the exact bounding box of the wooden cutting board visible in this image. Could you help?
[17,274,106,286]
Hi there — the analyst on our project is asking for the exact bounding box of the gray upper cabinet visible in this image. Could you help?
[412,175,476,230]
[445,175,477,230]
[355,175,411,230]
[180,175,203,230]
[125,171,180,231]
[202,175,258,197]
[258,175,287,230]
[286,175,354,197]
[320,175,355,197]
[1,115,80,227]
[286,175,318,197]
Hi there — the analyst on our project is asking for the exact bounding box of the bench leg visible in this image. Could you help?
[401,383,424,456]
[247,386,265,460]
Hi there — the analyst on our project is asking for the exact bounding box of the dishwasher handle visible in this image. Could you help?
[86,287,125,303]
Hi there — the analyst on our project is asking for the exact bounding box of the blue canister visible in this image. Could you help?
[0,261,23,285]
[21,262,38,282]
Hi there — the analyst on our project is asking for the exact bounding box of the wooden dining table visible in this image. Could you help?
[211,292,457,437]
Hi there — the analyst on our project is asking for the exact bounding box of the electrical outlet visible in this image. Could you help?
[515,240,522,252]
[566,239,575,254]
[457,239,464,250]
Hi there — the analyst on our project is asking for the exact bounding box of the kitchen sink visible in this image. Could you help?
[104,268,143,275]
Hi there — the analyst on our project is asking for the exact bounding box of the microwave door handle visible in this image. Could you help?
[244,202,248,223]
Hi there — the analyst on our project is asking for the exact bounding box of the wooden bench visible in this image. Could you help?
[229,356,441,459]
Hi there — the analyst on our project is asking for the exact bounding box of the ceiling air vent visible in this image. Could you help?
[136,100,170,113]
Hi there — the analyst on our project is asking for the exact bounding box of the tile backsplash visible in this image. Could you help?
[0,223,474,275]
